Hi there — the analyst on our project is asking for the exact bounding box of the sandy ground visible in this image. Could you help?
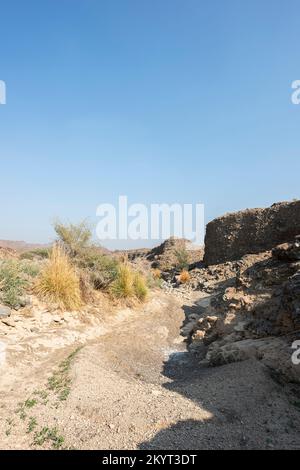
[0,292,300,450]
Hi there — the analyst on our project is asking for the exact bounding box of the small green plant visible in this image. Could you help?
[27,417,37,433]
[33,389,48,402]
[174,247,189,271]
[24,398,37,409]
[5,418,14,436]
[19,410,27,420]
[33,426,64,449]
[48,348,81,401]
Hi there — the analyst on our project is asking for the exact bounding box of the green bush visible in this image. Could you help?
[53,220,92,256]
[75,248,119,290]
[0,259,41,308]
[0,261,25,308]
[21,248,51,260]
[20,260,41,278]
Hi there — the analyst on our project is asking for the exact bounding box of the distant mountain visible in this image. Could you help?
[0,240,50,253]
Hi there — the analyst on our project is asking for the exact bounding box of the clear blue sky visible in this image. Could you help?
[1,0,300,248]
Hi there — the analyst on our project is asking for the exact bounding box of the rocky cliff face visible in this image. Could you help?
[184,238,300,384]
[204,200,300,265]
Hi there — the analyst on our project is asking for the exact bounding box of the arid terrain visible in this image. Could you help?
[0,201,300,450]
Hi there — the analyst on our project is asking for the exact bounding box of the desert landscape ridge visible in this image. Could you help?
[0,200,299,450]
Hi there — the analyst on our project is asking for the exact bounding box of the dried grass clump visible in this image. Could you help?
[110,264,148,302]
[133,272,148,301]
[110,264,134,299]
[35,244,82,310]
[179,269,191,284]
[152,268,161,279]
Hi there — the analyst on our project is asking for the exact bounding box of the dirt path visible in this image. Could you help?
[1,293,300,450]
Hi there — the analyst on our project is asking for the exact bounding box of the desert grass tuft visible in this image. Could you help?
[34,244,82,310]
[133,272,148,301]
[110,264,134,299]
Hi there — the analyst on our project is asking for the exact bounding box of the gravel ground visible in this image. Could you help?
[0,293,300,450]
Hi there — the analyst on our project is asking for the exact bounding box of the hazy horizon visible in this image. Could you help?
[1,0,300,248]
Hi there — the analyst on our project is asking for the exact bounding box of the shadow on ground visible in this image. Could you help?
[139,301,300,450]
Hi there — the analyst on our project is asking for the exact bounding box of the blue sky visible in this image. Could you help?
[0,0,300,248]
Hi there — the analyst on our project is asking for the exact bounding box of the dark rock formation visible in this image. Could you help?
[204,200,300,265]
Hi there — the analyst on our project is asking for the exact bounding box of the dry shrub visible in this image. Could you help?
[179,269,191,284]
[35,244,82,310]
[79,270,95,303]
[152,268,161,279]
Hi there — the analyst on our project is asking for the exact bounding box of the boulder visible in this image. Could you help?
[0,305,11,319]
[272,237,300,261]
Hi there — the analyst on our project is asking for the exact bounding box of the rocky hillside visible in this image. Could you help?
[180,201,300,385]
[204,200,300,265]
[126,237,203,272]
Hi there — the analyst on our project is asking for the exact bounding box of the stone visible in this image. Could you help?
[197,296,212,309]
[0,305,11,319]
[272,239,300,261]
[234,321,248,332]
[52,315,63,323]
[1,317,16,327]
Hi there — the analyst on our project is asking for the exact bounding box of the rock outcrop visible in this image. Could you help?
[184,238,300,383]
[126,237,203,272]
[204,200,300,265]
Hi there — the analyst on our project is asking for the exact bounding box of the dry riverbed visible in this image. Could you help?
[0,292,300,450]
